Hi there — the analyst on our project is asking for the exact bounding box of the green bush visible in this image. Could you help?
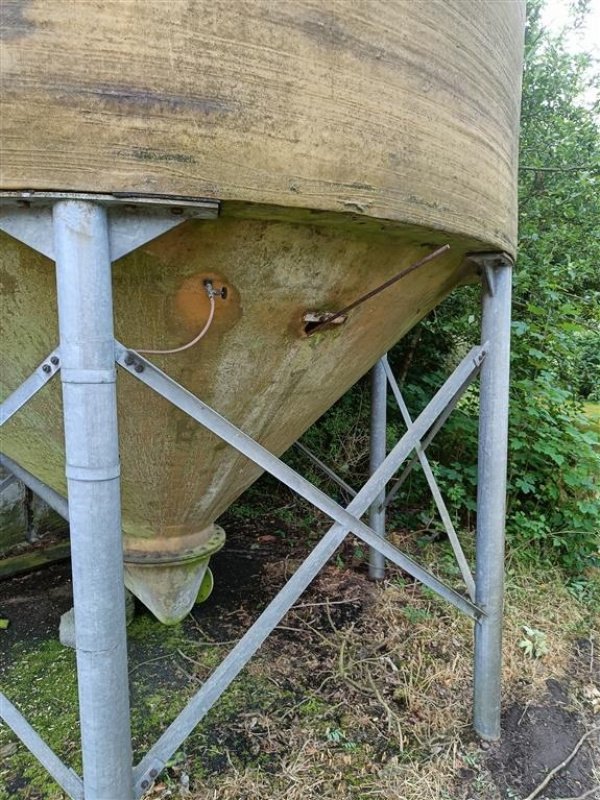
[296,0,600,576]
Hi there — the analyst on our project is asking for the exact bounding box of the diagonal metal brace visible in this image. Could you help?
[0,694,84,800]
[294,362,477,600]
[116,340,484,617]
[382,359,484,510]
[293,441,357,498]
[382,357,476,600]
[0,347,61,427]
[0,473,17,493]
[115,340,486,793]
[0,453,69,521]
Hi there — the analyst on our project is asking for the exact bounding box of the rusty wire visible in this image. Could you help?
[306,243,450,335]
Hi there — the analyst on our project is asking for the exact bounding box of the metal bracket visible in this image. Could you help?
[0,191,219,262]
[467,252,514,298]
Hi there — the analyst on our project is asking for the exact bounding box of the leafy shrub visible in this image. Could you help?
[298,1,600,575]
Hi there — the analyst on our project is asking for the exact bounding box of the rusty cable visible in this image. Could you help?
[306,243,451,335]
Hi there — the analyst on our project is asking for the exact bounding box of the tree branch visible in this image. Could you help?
[520,165,599,172]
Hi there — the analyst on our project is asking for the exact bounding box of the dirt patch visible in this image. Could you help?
[487,697,599,798]
[0,561,73,667]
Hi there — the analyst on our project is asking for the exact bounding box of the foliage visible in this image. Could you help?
[518,626,550,659]
[402,0,599,573]
[297,0,599,575]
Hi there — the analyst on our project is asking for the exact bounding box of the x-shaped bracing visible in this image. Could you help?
[0,333,486,798]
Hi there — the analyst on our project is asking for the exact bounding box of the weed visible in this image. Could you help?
[518,626,550,659]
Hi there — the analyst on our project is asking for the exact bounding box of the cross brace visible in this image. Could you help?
[0,330,484,798]
[294,357,476,600]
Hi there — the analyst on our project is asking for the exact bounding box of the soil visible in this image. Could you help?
[0,561,73,666]
[487,695,598,799]
[0,518,598,800]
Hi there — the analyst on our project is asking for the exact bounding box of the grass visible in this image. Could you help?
[1,547,598,800]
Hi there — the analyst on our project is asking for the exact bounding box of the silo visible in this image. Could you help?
[1,0,524,621]
[0,2,524,793]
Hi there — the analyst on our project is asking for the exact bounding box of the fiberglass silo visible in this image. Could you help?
[1,0,524,624]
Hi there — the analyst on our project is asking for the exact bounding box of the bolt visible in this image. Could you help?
[124,354,135,366]
[149,769,158,778]
[134,363,145,373]
[42,364,51,373]
[50,356,59,365]
[170,206,184,216]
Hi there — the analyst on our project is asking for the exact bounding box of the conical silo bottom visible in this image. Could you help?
[0,213,478,623]
[123,525,225,624]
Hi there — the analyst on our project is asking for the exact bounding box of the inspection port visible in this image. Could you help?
[302,311,347,336]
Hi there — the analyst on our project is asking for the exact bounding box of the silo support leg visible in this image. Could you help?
[473,260,512,740]
[53,201,133,799]
[368,358,387,580]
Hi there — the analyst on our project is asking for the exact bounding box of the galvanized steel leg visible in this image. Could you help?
[53,201,133,798]
[368,358,387,580]
[473,261,512,740]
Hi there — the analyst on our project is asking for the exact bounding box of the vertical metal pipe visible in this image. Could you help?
[368,358,387,579]
[473,262,512,740]
[53,200,133,797]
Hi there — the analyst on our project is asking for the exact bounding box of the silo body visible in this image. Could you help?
[0,0,525,622]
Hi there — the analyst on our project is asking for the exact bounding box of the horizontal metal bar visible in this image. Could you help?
[0,190,219,213]
[0,694,84,800]
[382,358,476,600]
[0,348,61,426]
[294,441,357,497]
[122,342,485,791]
[0,454,69,521]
